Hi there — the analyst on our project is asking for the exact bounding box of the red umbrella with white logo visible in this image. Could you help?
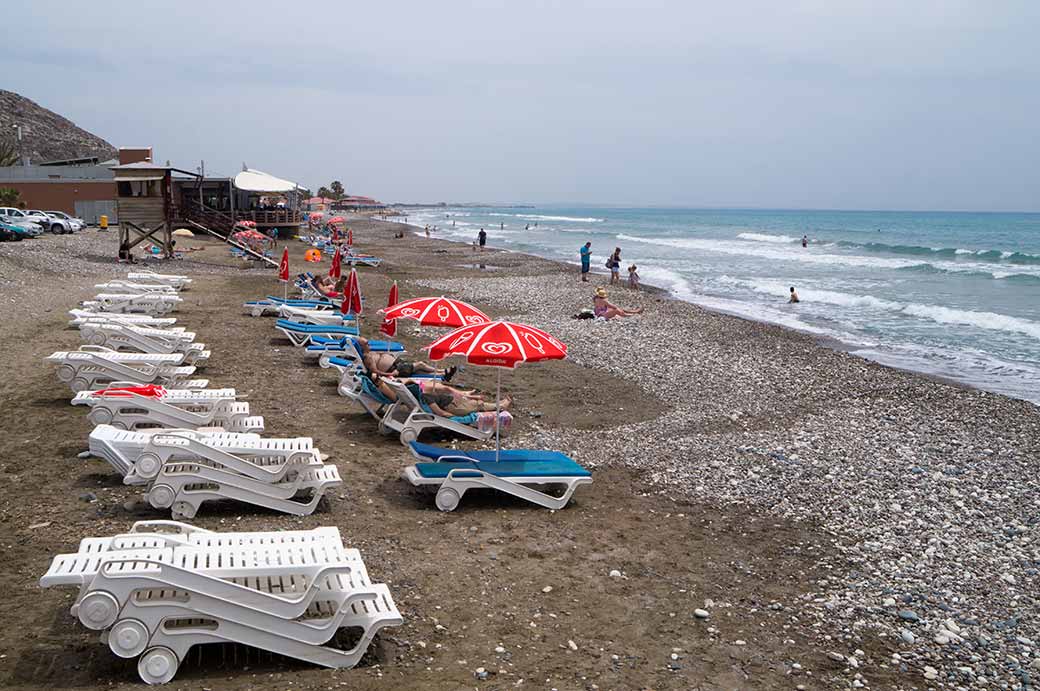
[424,320,567,459]
[379,296,489,329]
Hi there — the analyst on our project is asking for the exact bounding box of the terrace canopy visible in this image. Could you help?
[233,169,298,193]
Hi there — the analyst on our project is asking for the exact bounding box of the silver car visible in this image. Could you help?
[25,210,72,234]
[0,207,44,236]
[46,210,86,231]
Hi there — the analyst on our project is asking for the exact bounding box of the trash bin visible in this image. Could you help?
[100,215,108,229]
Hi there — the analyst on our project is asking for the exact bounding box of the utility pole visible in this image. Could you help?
[12,124,27,166]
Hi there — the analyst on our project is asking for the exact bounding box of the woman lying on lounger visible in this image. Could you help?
[369,373,511,416]
[358,337,457,380]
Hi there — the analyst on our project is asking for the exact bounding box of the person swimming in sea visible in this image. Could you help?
[789,286,800,303]
[802,235,808,248]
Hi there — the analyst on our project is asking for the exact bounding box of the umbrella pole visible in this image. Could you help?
[495,368,502,462]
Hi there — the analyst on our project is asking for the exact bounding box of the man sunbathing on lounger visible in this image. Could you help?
[368,373,510,416]
[357,337,457,380]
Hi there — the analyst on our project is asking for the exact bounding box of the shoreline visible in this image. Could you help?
[391,216,987,401]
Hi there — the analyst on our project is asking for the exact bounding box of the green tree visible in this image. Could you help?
[316,186,333,199]
[0,136,20,167]
[0,188,20,206]
[329,181,345,199]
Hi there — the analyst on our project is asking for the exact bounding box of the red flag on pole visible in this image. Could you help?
[347,227,353,246]
[380,281,399,337]
[278,248,289,282]
[341,268,363,316]
[329,246,342,279]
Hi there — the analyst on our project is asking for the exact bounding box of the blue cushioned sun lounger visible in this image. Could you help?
[306,336,404,361]
[244,296,337,317]
[402,441,592,511]
[274,319,360,347]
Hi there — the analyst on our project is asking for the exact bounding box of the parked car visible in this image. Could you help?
[24,210,69,234]
[46,210,86,231]
[0,207,44,236]
[0,221,30,240]
[26,210,74,233]
[0,222,23,241]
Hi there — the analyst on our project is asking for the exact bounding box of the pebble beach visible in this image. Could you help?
[1,220,1038,690]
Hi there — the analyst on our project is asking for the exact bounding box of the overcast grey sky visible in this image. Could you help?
[4,1,1038,210]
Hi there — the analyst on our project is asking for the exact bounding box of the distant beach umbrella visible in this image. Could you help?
[380,281,399,337]
[341,267,362,316]
[171,228,194,237]
[328,216,345,224]
[424,320,567,460]
[380,296,489,329]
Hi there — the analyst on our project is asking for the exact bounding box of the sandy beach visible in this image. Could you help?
[1,220,1037,691]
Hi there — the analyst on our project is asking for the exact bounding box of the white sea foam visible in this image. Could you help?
[725,277,1040,341]
[737,232,798,244]
[521,214,604,223]
[615,234,1040,279]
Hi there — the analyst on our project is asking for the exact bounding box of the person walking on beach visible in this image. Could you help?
[478,228,487,252]
[802,235,808,248]
[607,247,622,284]
[789,286,800,303]
[580,242,592,282]
[425,225,431,239]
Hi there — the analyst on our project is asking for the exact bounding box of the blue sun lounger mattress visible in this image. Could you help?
[408,442,590,478]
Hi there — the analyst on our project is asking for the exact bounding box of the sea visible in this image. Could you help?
[399,206,1040,405]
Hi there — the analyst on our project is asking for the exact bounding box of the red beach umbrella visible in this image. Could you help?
[347,227,354,246]
[341,267,363,316]
[380,281,399,337]
[329,246,342,279]
[328,216,345,224]
[424,320,567,459]
[331,226,339,243]
[379,296,490,329]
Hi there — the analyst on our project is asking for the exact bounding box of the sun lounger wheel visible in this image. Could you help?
[87,407,113,425]
[400,428,418,444]
[147,484,176,509]
[71,377,90,393]
[87,332,108,346]
[77,591,120,630]
[56,364,76,382]
[109,618,150,658]
[138,646,179,685]
[135,453,163,480]
[435,487,461,512]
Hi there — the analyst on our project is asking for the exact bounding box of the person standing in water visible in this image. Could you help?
[478,228,487,252]
[579,242,592,282]
[802,235,808,248]
[789,286,800,303]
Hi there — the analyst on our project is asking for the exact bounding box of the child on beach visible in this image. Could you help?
[627,264,640,289]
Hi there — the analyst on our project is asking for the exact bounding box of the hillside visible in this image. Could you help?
[0,90,116,164]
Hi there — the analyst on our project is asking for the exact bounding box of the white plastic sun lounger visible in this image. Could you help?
[47,348,199,392]
[277,304,356,326]
[69,310,178,328]
[81,293,182,315]
[78,323,209,364]
[72,389,262,432]
[86,425,338,518]
[95,281,179,294]
[380,378,493,445]
[40,526,401,684]
[127,270,192,289]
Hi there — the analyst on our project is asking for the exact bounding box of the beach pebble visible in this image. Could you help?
[609,569,622,578]
[694,608,710,619]
[898,610,919,622]
[568,640,578,651]
[542,586,553,593]
[924,665,939,680]
[900,629,916,645]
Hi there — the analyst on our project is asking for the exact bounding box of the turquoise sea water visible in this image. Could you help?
[402,207,1040,405]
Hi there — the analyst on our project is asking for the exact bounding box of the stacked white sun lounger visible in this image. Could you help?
[87,424,341,518]
[95,281,180,295]
[78,322,210,364]
[69,309,179,328]
[72,388,263,432]
[126,270,192,289]
[40,521,401,684]
[47,347,205,392]
[81,293,182,315]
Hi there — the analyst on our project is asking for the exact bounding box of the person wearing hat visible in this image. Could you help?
[592,286,643,320]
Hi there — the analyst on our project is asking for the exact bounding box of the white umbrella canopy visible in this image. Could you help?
[233,169,298,193]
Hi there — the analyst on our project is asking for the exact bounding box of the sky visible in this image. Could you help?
[3,1,1039,211]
